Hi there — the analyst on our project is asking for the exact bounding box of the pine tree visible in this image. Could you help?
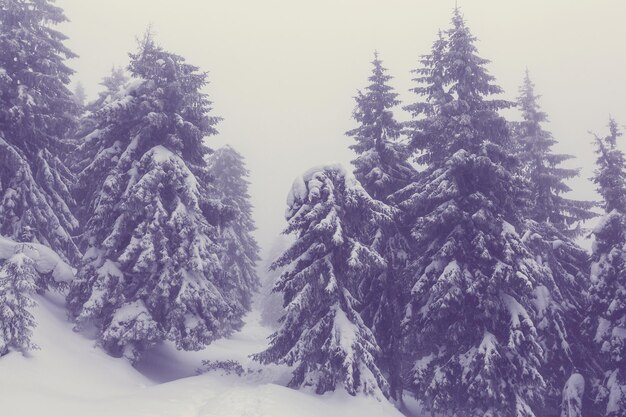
[0,0,80,263]
[587,119,626,417]
[207,145,260,322]
[400,10,554,416]
[513,72,596,415]
[0,253,39,356]
[346,52,415,400]
[254,165,394,398]
[67,35,235,362]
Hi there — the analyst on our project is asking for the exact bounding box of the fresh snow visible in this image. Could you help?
[606,370,626,415]
[531,285,551,318]
[0,290,405,417]
[561,373,585,417]
[286,163,353,210]
[0,236,74,283]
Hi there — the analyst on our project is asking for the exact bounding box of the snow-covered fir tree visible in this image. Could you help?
[0,0,80,263]
[403,29,449,167]
[68,67,130,219]
[67,35,238,362]
[520,219,595,416]
[70,68,128,142]
[254,165,395,399]
[346,52,414,202]
[0,253,39,356]
[346,52,415,400]
[513,72,596,415]
[207,145,260,323]
[400,10,558,416]
[587,119,626,417]
[514,71,595,235]
[87,67,129,114]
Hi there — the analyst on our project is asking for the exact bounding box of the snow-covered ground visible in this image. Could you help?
[0,290,405,417]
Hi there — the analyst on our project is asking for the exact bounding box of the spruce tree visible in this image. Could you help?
[346,52,414,202]
[254,165,394,398]
[0,0,80,263]
[0,253,39,356]
[87,67,129,114]
[587,119,626,417]
[67,36,235,362]
[346,52,415,400]
[514,72,596,415]
[69,67,130,221]
[207,145,260,321]
[514,71,595,235]
[403,30,449,167]
[400,10,553,416]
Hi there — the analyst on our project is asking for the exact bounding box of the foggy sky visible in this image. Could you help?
[56,0,626,257]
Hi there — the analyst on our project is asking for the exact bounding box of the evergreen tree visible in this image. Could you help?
[73,82,87,110]
[254,165,395,398]
[400,10,554,416]
[67,36,235,362]
[0,0,80,263]
[513,72,596,415]
[86,67,129,115]
[346,52,415,400]
[403,30,450,167]
[514,71,595,235]
[587,119,626,417]
[68,67,130,220]
[0,253,39,356]
[346,52,414,201]
[521,219,596,416]
[207,145,260,321]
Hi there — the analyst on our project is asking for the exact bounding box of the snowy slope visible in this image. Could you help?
[0,291,405,417]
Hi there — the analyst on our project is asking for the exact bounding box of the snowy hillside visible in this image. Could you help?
[0,291,405,417]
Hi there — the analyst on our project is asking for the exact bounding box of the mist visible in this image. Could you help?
[56,0,626,257]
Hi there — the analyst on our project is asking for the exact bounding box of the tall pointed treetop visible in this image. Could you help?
[515,71,595,235]
[347,52,414,201]
[592,118,626,213]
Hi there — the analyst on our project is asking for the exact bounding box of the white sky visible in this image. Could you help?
[56,0,626,257]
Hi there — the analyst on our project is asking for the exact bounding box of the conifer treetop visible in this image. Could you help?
[592,118,626,213]
[347,52,414,201]
[515,71,595,235]
[0,0,78,151]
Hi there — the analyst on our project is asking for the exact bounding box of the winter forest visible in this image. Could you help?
[0,1,625,417]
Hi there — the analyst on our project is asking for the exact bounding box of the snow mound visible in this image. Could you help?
[0,236,74,283]
[286,163,352,212]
